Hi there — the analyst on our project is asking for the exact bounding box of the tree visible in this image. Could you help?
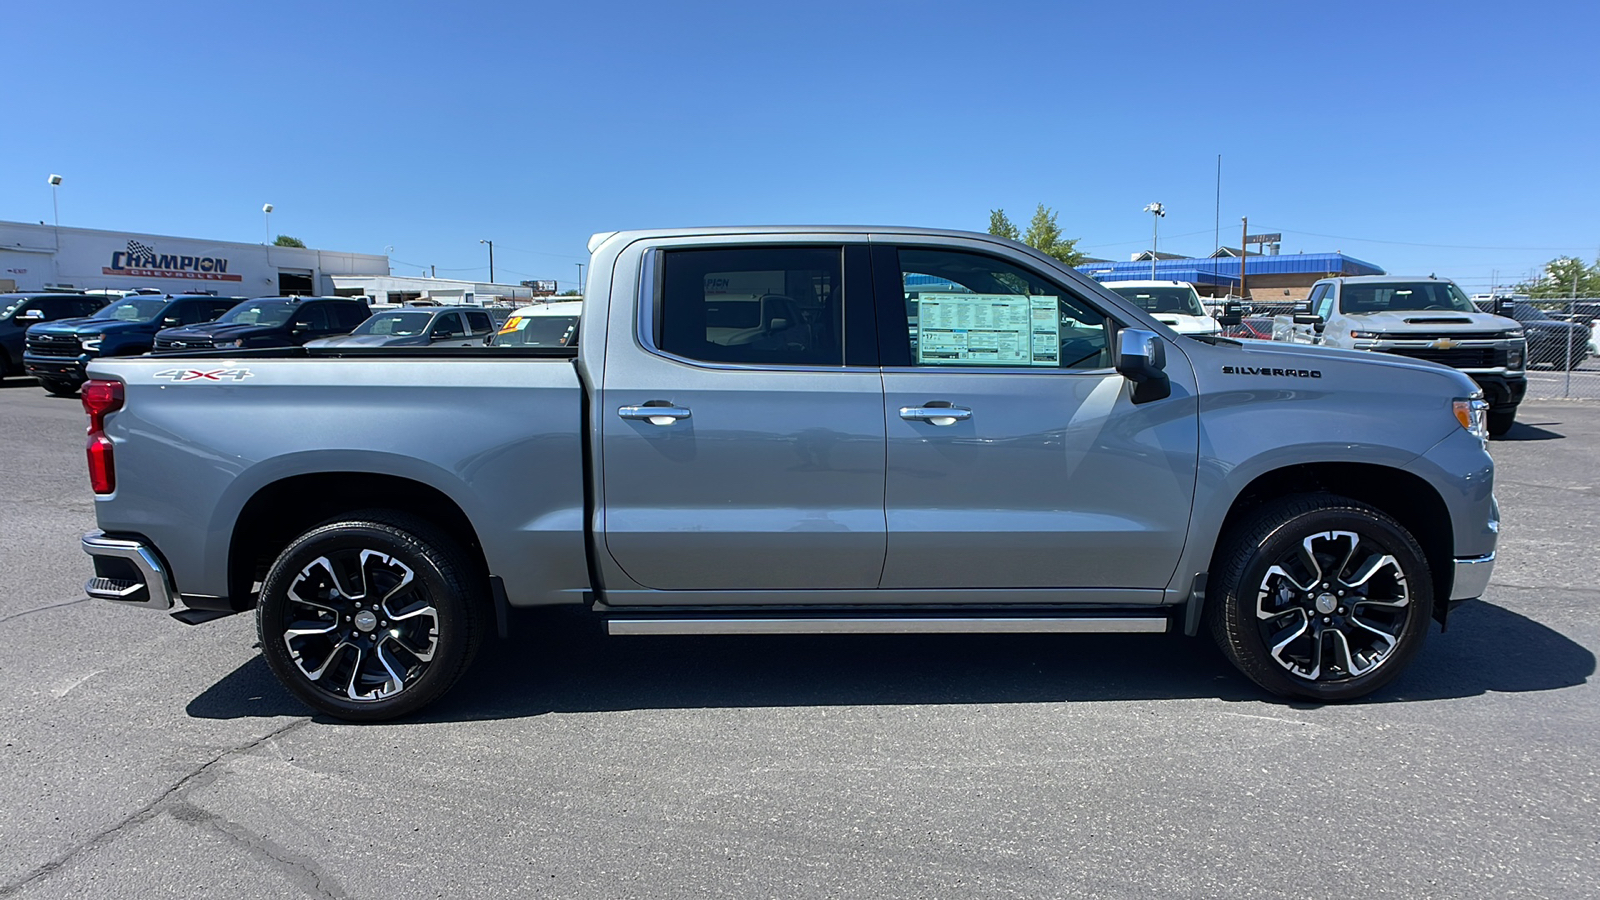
[988,209,1020,242]
[273,234,306,248]
[1022,203,1085,267]
[1516,255,1600,299]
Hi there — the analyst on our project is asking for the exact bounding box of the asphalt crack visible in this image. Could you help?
[0,598,89,625]
[169,801,349,899]
[0,719,312,898]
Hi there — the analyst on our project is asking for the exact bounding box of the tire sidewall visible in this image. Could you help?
[257,519,474,721]
[1225,504,1433,701]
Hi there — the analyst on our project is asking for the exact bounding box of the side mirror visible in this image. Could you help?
[161,316,181,327]
[1494,298,1513,317]
[1114,328,1170,403]
[15,310,45,324]
[1292,314,1324,326]
[1218,301,1243,327]
[481,333,494,345]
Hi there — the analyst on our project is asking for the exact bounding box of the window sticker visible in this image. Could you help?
[916,294,1059,366]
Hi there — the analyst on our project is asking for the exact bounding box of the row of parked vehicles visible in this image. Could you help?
[0,290,582,396]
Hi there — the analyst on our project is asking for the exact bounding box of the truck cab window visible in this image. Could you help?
[659,247,843,366]
[894,248,1109,369]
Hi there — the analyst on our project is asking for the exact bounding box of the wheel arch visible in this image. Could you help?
[1199,462,1454,627]
[227,472,489,611]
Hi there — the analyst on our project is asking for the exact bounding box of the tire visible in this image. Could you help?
[1488,407,1516,437]
[256,510,488,721]
[1207,494,1433,702]
[39,378,79,397]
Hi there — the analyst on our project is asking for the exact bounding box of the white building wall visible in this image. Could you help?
[0,221,389,296]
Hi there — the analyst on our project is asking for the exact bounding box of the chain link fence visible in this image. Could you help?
[1515,298,1599,400]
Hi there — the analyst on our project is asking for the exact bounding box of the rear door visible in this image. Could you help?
[597,239,886,600]
[427,312,476,347]
[873,239,1199,598]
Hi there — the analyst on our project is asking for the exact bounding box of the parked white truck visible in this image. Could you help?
[1273,275,1527,435]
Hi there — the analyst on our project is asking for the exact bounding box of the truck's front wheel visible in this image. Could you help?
[256,511,487,721]
[1488,407,1517,437]
[1208,495,1433,702]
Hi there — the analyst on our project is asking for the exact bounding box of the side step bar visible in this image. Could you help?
[607,616,1167,636]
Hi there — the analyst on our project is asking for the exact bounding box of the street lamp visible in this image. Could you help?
[479,239,495,283]
[47,174,62,227]
[1143,202,1165,280]
[262,204,274,244]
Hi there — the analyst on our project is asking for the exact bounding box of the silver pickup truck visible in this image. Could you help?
[78,227,1499,720]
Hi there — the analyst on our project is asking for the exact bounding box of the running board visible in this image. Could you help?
[606,616,1167,636]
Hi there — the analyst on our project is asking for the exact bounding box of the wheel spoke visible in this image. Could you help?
[373,642,407,698]
[297,639,350,682]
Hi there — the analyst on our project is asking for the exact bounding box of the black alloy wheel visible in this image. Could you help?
[257,511,487,721]
[1209,494,1433,701]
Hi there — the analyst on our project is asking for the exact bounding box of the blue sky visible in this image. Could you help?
[3,0,1595,293]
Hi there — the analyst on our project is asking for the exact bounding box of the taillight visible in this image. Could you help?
[82,379,124,495]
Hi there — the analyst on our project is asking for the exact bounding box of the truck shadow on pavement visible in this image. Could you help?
[186,599,1592,722]
[1493,420,1565,442]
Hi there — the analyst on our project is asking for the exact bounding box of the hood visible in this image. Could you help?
[305,333,426,348]
[1341,310,1519,333]
[1150,313,1220,335]
[29,316,143,336]
[1219,335,1479,384]
[159,322,284,340]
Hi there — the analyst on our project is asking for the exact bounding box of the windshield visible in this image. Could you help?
[218,300,298,327]
[495,315,579,347]
[1340,282,1477,314]
[1108,286,1205,317]
[1512,302,1552,322]
[354,311,433,336]
[92,297,170,322]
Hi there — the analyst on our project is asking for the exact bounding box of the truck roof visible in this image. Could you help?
[1318,275,1458,285]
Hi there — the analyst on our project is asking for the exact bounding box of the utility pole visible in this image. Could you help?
[1239,216,1248,302]
[480,239,494,283]
[576,262,585,294]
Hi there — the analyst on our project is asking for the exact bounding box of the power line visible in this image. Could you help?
[1264,227,1593,253]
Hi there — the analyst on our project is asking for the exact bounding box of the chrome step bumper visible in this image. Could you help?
[81,531,174,611]
[607,615,1168,636]
[1451,553,1495,601]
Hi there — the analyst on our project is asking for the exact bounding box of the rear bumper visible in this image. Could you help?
[82,531,174,610]
[1451,552,1495,601]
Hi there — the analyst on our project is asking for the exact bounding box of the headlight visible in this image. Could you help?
[79,334,105,351]
[1453,397,1489,446]
[1507,343,1524,369]
[1350,331,1385,339]
[212,338,242,349]
[1503,328,1525,338]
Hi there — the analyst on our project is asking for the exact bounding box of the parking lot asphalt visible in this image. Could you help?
[0,379,1595,899]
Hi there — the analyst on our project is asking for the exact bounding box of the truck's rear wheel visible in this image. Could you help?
[256,511,487,721]
[1208,495,1433,702]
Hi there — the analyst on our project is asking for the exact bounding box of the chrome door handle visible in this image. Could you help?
[618,405,692,425]
[899,405,971,425]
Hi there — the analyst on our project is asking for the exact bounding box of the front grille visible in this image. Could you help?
[154,336,212,351]
[25,334,81,357]
[1384,346,1506,368]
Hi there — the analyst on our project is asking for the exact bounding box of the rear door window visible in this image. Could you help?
[658,246,844,366]
[465,311,493,334]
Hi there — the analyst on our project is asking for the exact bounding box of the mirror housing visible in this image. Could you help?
[1292,314,1324,326]
[1494,297,1513,317]
[15,310,45,324]
[1114,328,1170,403]
[161,316,181,327]
[1218,301,1243,327]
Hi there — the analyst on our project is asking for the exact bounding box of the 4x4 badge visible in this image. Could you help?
[152,368,253,382]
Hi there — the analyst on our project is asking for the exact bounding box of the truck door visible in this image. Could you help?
[598,242,886,597]
[873,241,1199,597]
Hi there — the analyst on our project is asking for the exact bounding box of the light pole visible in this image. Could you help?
[1143,202,1165,280]
[480,239,494,283]
[47,174,62,227]
[262,204,274,244]
[576,262,585,295]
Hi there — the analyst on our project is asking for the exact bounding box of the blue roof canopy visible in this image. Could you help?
[1076,252,1384,287]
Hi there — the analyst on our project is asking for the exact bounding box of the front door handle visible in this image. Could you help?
[899,405,971,426]
[619,405,692,426]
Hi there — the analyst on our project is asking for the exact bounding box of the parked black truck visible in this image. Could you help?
[24,293,240,395]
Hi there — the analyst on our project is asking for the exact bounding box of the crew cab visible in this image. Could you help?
[1273,275,1527,435]
[78,227,1499,720]
[25,293,240,395]
[154,296,371,352]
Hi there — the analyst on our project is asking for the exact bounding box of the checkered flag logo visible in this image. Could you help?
[127,240,155,262]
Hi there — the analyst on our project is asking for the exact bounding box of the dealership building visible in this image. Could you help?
[0,220,393,297]
[1077,247,1385,305]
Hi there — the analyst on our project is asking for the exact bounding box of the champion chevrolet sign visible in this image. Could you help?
[102,239,242,282]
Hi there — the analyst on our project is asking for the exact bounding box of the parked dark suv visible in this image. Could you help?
[1,292,111,381]
[153,297,370,352]
[24,294,240,395]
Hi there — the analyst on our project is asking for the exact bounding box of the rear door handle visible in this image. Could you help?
[899,405,971,425]
[619,405,692,426]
